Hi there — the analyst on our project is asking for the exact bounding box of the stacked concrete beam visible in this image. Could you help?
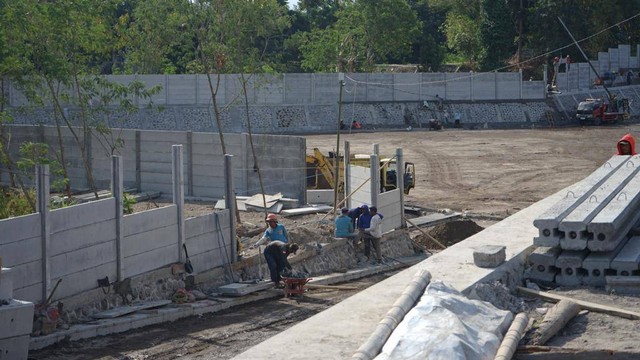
[534,155,628,247]
[611,236,640,276]
[588,169,640,252]
[559,156,640,250]
[581,239,627,286]
[555,250,589,286]
[527,246,560,283]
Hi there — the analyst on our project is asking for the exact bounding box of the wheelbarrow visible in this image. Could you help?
[281,277,311,297]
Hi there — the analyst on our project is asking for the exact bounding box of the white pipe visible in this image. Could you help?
[352,269,431,360]
[494,312,529,360]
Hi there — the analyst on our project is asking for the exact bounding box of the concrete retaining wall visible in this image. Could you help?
[0,213,42,301]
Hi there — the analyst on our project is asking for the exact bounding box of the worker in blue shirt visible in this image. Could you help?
[255,213,289,246]
[335,208,357,239]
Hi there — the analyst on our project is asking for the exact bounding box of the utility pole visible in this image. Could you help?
[334,73,345,217]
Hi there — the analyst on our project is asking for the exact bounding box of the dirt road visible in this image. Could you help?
[307,126,640,217]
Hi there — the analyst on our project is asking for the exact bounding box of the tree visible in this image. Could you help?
[443,12,483,66]
[479,0,516,71]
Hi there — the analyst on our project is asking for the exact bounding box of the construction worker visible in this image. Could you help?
[347,206,365,229]
[255,213,289,246]
[617,133,636,155]
[335,208,357,239]
[362,206,383,264]
[263,241,299,286]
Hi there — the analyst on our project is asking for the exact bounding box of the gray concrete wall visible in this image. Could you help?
[0,213,42,301]
[0,126,306,201]
[557,44,640,92]
[50,198,118,300]
[1,197,234,303]
[378,189,401,232]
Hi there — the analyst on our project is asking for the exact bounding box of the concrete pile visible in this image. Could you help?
[529,155,640,287]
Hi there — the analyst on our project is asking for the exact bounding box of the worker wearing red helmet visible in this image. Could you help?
[254,214,294,285]
[255,213,289,246]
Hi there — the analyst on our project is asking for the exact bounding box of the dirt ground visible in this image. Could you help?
[31,126,640,359]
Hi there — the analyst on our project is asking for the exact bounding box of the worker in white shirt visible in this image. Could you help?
[363,206,383,264]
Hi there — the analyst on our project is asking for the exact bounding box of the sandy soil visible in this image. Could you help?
[31,126,640,359]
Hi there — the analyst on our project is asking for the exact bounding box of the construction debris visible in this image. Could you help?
[531,299,581,346]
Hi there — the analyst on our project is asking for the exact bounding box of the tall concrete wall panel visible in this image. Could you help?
[349,165,372,207]
[367,74,395,101]
[598,52,610,74]
[123,205,179,276]
[255,74,284,104]
[168,75,198,105]
[578,63,591,89]
[284,74,313,104]
[90,130,138,189]
[393,74,421,101]
[446,73,472,100]
[142,75,169,105]
[343,74,368,103]
[314,74,339,105]
[609,48,620,71]
[0,213,42,301]
[185,211,231,270]
[378,189,401,232]
[618,45,630,69]
[421,73,446,99]
[496,73,521,100]
[521,81,544,99]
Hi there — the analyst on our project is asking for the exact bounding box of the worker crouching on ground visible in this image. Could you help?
[263,241,299,287]
[335,207,357,240]
[359,206,384,264]
[617,133,636,155]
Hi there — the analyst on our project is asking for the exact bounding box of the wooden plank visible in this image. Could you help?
[92,300,172,319]
[517,286,640,320]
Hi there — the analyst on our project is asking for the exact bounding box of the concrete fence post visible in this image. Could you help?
[172,145,185,263]
[187,131,193,196]
[396,148,405,228]
[543,64,548,98]
[224,154,237,262]
[135,131,141,192]
[519,69,523,99]
[370,154,379,207]
[494,71,498,100]
[372,144,379,157]
[111,156,124,281]
[344,141,351,210]
[36,164,50,304]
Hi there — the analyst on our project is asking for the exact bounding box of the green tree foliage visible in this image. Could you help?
[479,0,516,71]
[443,12,483,65]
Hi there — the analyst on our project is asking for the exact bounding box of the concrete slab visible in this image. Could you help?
[231,179,559,360]
[407,212,462,227]
[0,267,13,302]
[280,205,333,216]
[473,245,506,268]
[611,236,640,276]
[91,300,172,319]
[527,246,560,283]
[555,250,589,286]
[216,281,274,296]
[559,156,640,250]
[533,155,627,247]
[589,169,640,252]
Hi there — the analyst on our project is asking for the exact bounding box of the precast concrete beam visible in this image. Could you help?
[527,246,560,283]
[533,155,628,247]
[581,239,626,286]
[559,155,640,250]
[555,250,589,286]
[589,169,640,252]
[611,236,640,276]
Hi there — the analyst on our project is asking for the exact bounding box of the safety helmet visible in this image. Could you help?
[265,213,278,222]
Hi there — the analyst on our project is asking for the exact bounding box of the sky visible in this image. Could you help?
[288,0,299,9]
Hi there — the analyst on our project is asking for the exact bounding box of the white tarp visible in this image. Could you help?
[374,281,513,360]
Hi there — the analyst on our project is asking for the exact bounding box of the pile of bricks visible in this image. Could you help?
[528,154,640,287]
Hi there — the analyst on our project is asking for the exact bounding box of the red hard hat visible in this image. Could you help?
[266,213,278,222]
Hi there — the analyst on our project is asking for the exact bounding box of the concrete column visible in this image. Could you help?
[225,154,237,262]
[470,71,474,101]
[519,69,523,100]
[172,145,185,263]
[111,156,124,281]
[396,148,405,228]
[372,144,379,157]
[36,165,50,304]
[187,131,193,196]
[494,71,498,100]
[86,131,92,190]
[344,141,351,209]
[543,64,548,98]
[135,131,141,192]
[370,154,379,207]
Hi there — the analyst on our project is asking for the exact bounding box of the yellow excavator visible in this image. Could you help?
[306,148,416,195]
